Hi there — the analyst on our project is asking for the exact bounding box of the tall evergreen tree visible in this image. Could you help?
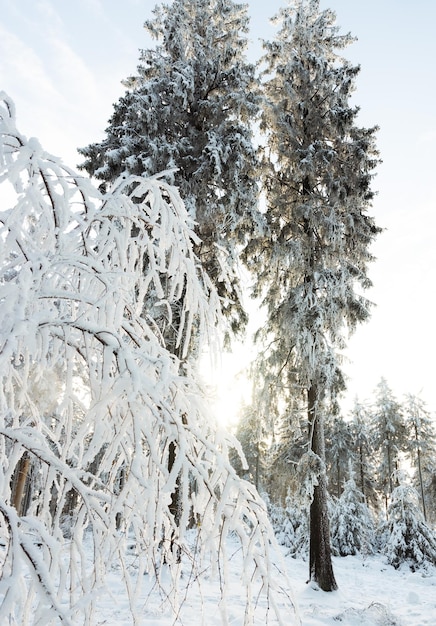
[330,466,375,557]
[79,0,261,342]
[371,379,407,510]
[349,399,379,510]
[380,480,436,571]
[247,0,380,590]
[403,393,436,522]
[266,408,308,505]
[232,403,268,491]
[325,412,352,499]
[79,0,261,540]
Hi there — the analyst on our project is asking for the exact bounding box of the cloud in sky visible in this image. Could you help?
[0,26,58,102]
[0,3,127,164]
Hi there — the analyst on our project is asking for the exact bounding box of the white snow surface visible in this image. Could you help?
[92,534,436,625]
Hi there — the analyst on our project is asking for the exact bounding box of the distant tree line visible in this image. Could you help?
[234,378,436,570]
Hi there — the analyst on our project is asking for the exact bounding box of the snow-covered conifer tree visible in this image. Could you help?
[0,94,296,625]
[232,403,268,491]
[79,0,261,342]
[371,379,407,510]
[349,399,379,511]
[325,413,352,499]
[330,467,375,557]
[247,0,380,590]
[380,479,436,571]
[267,410,308,505]
[270,493,309,560]
[424,473,436,527]
[403,393,436,522]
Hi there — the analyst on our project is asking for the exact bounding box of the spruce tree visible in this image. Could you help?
[232,403,268,491]
[403,393,436,522]
[330,467,375,557]
[325,412,352,499]
[79,0,261,342]
[270,493,309,560]
[380,480,436,571]
[79,1,261,549]
[349,399,379,511]
[248,0,380,590]
[371,378,407,510]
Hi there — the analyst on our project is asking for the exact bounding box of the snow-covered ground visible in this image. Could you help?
[291,555,436,625]
[93,534,436,625]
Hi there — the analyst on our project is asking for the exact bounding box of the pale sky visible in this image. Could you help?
[1,0,436,416]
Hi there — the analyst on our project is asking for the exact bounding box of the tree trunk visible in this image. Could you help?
[387,437,393,495]
[359,444,366,502]
[308,385,337,591]
[254,440,260,492]
[417,448,427,521]
[166,440,182,563]
[414,423,427,521]
[12,453,30,515]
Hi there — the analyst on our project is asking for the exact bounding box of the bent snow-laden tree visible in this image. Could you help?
[0,94,296,625]
[247,0,381,591]
[79,0,261,342]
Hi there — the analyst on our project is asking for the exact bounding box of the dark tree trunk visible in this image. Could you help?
[254,440,260,492]
[414,423,427,521]
[308,385,338,591]
[168,441,180,525]
[359,444,366,502]
[387,435,393,495]
[12,453,30,515]
[115,465,127,531]
[167,440,181,563]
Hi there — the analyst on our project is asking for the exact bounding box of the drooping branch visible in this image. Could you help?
[0,92,296,625]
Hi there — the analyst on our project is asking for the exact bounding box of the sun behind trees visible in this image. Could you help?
[79,0,381,592]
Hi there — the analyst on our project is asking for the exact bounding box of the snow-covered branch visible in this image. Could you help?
[0,93,296,625]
